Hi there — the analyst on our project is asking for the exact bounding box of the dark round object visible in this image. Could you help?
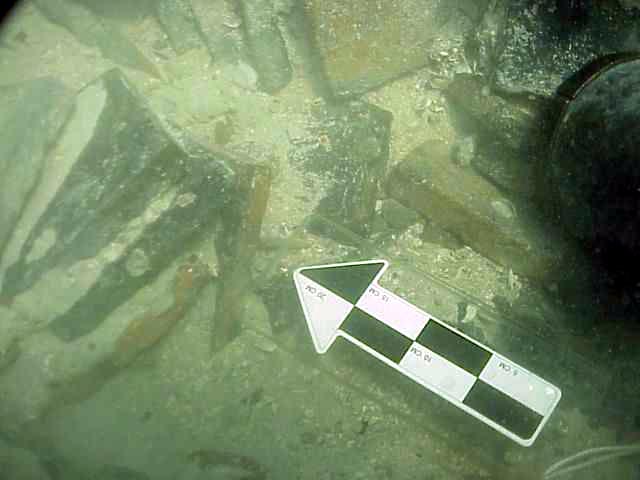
[550,56,640,254]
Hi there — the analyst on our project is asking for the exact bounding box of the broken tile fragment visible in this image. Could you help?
[0,69,235,342]
[290,100,392,236]
[386,141,573,281]
[304,0,483,96]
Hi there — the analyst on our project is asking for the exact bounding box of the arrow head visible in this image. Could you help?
[293,260,387,353]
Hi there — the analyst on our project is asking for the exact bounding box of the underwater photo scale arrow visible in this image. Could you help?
[293,260,561,447]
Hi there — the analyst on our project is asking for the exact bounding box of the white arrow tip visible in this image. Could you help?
[293,269,355,353]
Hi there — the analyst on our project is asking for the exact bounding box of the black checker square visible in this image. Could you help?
[463,379,543,440]
[416,319,491,376]
[341,307,412,363]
